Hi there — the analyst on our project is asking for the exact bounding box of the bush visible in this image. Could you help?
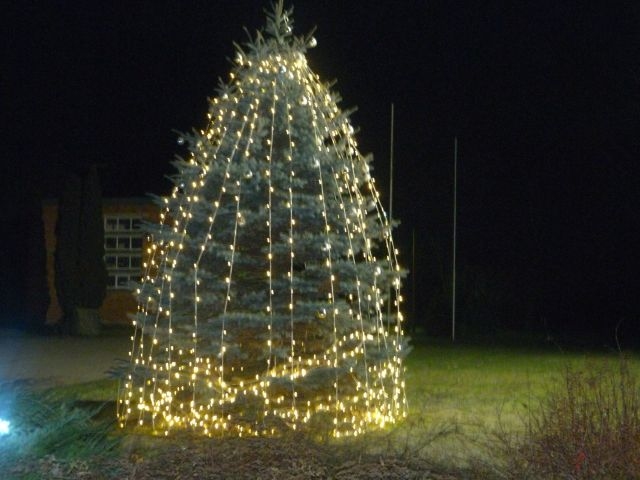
[504,357,640,479]
[0,382,119,472]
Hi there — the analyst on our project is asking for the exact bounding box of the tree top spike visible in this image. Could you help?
[264,0,294,44]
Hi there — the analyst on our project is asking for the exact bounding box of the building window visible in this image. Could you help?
[104,215,143,289]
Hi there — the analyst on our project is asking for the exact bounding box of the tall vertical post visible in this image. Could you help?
[389,103,394,222]
[412,227,416,332]
[387,103,395,324]
[452,137,458,342]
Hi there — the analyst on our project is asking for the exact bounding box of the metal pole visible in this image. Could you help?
[387,103,394,324]
[452,137,458,342]
[412,227,416,332]
[389,103,394,222]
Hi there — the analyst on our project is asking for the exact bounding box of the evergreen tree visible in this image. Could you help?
[54,173,83,332]
[119,2,408,438]
[54,166,107,335]
[75,164,108,334]
[25,198,49,333]
[76,165,107,308]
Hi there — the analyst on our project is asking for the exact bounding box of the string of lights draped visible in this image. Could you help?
[118,1,408,438]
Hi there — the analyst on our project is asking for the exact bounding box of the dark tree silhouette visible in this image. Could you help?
[54,166,107,335]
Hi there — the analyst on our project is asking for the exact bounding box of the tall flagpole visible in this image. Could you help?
[452,137,458,342]
[389,103,394,222]
[412,227,416,332]
[387,103,395,324]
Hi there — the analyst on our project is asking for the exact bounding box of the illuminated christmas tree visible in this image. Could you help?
[118,2,408,438]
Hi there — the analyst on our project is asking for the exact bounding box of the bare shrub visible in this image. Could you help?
[503,356,640,479]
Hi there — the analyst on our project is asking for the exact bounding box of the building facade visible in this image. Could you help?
[43,197,159,325]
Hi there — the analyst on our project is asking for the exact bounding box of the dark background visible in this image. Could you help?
[2,1,639,345]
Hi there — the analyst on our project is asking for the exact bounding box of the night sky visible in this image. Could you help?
[3,2,639,343]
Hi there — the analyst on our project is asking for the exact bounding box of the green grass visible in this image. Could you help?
[33,336,640,476]
[400,338,640,471]
[46,378,119,403]
[43,338,640,424]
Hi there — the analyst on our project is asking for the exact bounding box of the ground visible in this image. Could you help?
[7,435,460,479]
[9,328,634,478]
[103,435,458,480]
[0,328,458,479]
[0,328,129,387]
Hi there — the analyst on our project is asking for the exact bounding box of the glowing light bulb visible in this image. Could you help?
[0,418,9,436]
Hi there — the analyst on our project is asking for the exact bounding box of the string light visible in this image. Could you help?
[118,3,407,438]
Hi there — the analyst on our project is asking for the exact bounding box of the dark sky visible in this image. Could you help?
[3,1,639,339]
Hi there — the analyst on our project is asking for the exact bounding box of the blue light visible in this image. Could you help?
[0,417,9,435]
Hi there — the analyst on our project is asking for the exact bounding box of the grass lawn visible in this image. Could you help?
[401,337,640,471]
[4,334,639,478]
